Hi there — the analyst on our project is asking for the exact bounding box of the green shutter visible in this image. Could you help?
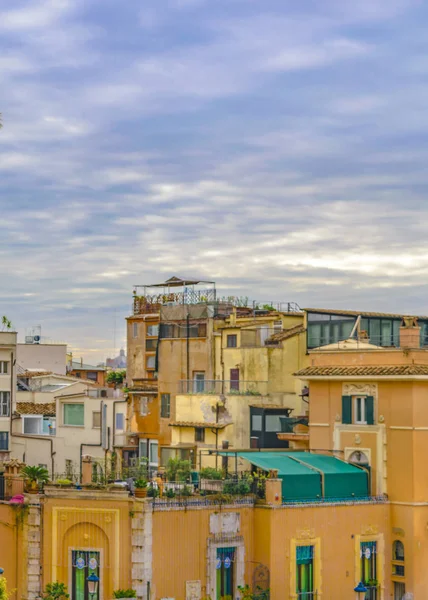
[366,396,374,425]
[342,396,352,424]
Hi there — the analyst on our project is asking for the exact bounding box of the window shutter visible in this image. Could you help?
[342,396,352,424]
[366,396,374,425]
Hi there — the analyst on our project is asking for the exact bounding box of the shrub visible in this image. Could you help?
[237,480,251,495]
[113,590,136,599]
[134,479,147,489]
[166,458,191,482]
[200,467,223,480]
[181,485,192,497]
[43,582,69,600]
[21,465,50,485]
[54,479,72,486]
[0,577,11,600]
[147,486,159,498]
[223,482,239,495]
[165,488,175,498]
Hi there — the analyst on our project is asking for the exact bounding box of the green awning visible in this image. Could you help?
[220,451,368,502]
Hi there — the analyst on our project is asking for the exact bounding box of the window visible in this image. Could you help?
[252,415,262,431]
[296,545,314,599]
[38,463,47,469]
[0,432,8,450]
[193,372,205,393]
[43,417,56,436]
[23,417,41,435]
[133,322,138,338]
[139,438,148,459]
[195,427,205,442]
[342,395,374,425]
[360,541,378,600]
[149,440,158,467]
[265,415,282,432]
[393,582,405,600]
[75,372,81,378]
[161,394,170,418]
[145,339,158,351]
[139,396,148,416]
[0,362,8,374]
[86,372,98,382]
[0,392,10,417]
[147,324,159,337]
[230,368,239,392]
[216,547,236,600]
[63,403,84,426]
[227,334,237,348]
[392,540,405,577]
[274,320,283,333]
[146,355,156,369]
[115,413,124,431]
[92,411,101,428]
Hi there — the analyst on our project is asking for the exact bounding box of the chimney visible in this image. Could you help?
[400,316,421,349]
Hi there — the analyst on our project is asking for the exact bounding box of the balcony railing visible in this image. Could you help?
[177,379,268,395]
[297,593,317,599]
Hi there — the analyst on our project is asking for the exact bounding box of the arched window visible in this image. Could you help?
[393,540,405,562]
[348,450,369,465]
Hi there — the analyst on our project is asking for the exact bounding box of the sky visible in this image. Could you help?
[1,0,428,363]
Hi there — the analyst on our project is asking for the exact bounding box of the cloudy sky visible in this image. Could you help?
[1,0,428,362]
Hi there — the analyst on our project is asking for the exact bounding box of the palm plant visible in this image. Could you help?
[21,465,50,492]
[1,316,12,331]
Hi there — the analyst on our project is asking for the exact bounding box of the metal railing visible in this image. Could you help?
[307,334,402,349]
[178,379,268,395]
[296,592,317,599]
[282,495,388,507]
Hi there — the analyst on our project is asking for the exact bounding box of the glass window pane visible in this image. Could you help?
[92,412,101,428]
[147,325,159,337]
[265,415,281,432]
[116,413,124,430]
[150,442,158,464]
[252,415,262,431]
[64,404,84,426]
[24,418,40,434]
[147,355,156,369]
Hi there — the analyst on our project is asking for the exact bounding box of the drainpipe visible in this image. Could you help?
[80,400,103,482]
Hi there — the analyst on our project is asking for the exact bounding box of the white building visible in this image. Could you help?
[12,372,127,478]
[16,342,67,375]
[0,331,17,461]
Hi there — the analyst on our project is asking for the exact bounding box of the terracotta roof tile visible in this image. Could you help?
[169,421,228,429]
[16,402,56,416]
[266,324,306,343]
[294,365,428,378]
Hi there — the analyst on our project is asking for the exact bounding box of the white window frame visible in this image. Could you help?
[62,403,85,427]
[0,392,10,417]
[193,372,205,393]
[115,413,124,431]
[92,411,101,429]
[23,415,42,435]
[149,440,158,469]
[353,396,367,425]
[0,361,8,374]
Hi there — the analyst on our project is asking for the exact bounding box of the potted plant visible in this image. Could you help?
[134,479,148,498]
[113,590,136,600]
[200,467,223,492]
[42,582,70,600]
[21,465,50,493]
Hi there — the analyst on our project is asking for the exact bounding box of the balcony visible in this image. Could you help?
[177,379,268,395]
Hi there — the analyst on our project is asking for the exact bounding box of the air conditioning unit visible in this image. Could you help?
[25,336,34,344]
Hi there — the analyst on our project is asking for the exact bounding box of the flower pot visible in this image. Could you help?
[135,488,147,498]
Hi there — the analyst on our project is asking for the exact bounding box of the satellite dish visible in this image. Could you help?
[33,336,40,343]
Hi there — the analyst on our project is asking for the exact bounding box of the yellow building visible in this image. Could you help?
[294,308,428,600]
[126,276,309,469]
[0,476,391,600]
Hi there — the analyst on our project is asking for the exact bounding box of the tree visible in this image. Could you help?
[106,370,126,387]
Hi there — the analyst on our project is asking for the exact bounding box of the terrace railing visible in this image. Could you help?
[177,379,268,395]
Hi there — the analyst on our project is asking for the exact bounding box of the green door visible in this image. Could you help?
[216,547,236,600]
[72,551,100,600]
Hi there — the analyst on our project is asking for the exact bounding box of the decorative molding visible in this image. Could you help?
[361,525,379,536]
[354,434,361,445]
[392,527,405,538]
[378,415,385,423]
[296,528,315,540]
[343,383,377,397]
